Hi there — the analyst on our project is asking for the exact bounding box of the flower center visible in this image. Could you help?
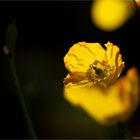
[87,60,112,84]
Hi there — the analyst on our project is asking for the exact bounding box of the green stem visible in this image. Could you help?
[9,56,37,139]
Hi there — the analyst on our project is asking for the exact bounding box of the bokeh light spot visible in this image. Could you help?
[90,0,135,32]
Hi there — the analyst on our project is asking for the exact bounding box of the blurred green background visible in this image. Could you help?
[0,1,140,139]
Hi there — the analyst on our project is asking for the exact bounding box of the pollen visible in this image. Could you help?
[87,60,114,87]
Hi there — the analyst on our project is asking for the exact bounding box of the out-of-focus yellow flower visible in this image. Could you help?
[90,0,135,31]
[63,42,139,125]
[135,0,140,7]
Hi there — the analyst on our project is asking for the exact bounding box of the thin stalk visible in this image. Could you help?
[9,56,37,139]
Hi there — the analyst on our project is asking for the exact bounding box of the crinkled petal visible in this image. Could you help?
[104,41,125,81]
[63,72,89,86]
[105,41,124,67]
[64,42,106,73]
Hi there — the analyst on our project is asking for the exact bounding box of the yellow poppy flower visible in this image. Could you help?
[64,41,124,88]
[63,42,139,125]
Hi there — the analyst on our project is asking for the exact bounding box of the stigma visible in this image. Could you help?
[87,60,113,86]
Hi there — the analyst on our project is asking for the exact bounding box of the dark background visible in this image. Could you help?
[0,1,140,139]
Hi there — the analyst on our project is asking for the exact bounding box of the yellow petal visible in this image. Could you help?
[118,67,139,121]
[64,67,139,125]
[64,42,106,73]
[63,72,88,86]
[104,41,125,80]
[105,41,123,67]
